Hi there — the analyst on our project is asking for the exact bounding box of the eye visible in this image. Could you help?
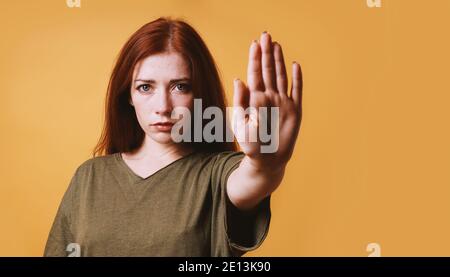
[173,83,191,93]
[136,84,152,93]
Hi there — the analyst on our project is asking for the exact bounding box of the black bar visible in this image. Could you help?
[1,258,450,274]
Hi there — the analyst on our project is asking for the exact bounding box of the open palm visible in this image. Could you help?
[232,32,303,168]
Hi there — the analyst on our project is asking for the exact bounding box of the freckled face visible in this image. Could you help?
[130,52,194,144]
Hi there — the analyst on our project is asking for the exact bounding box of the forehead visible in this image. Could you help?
[133,52,190,80]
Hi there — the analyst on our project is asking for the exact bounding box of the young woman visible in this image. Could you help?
[44,17,302,257]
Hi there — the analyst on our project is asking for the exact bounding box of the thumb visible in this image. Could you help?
[231,79,248,140]
[233,78,248,109]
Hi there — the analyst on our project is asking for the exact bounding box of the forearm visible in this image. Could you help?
[227,155,286,211]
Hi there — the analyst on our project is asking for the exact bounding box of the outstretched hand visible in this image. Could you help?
[232,32,303,169]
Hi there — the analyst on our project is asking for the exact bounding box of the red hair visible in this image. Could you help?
[93,17,237,157]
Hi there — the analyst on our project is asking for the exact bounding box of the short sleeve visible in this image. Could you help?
[210,151,271,257]
[43,167,79,257]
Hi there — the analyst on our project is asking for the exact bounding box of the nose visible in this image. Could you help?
[155,89,173,116]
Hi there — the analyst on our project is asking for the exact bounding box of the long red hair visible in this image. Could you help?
[93,17,237,157]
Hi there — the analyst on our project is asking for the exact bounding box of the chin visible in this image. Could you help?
[149,132,175,144]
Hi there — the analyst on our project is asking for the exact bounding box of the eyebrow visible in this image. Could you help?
[134,78,191,84]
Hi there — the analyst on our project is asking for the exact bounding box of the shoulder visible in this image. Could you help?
[211,151,245,168]
[205,151,245,187]
[71,153,118,179]
[212,151,245,161]
[191,150,245,169]
[63,154,118,196]
[167,150,245,181]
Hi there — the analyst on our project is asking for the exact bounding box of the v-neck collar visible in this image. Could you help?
[112,151,197,205]
[114,151,196,184]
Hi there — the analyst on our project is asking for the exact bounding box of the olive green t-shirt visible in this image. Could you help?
[44,151,271,257]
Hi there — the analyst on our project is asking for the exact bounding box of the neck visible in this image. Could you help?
[123,135,194,162]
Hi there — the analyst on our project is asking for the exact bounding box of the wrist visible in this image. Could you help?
[243,155,287,174]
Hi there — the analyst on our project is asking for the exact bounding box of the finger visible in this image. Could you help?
[260,32,277,92]
[291,62,303,111]
[247,40,264,92]
[233,78,249,109]
[273,42,288,96]
[232,79,248,139]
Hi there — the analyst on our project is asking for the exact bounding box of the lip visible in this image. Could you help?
[151,122,174,132]
[151,122,175,126]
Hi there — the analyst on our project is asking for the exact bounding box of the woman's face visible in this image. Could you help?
[130,52,194,144]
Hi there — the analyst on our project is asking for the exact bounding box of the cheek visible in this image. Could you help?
[174,95,194,110]
[133,106,147,128]
[132,93,152,111]
[131,97,150,123]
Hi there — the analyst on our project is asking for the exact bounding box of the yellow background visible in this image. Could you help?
[1,0,449,256]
